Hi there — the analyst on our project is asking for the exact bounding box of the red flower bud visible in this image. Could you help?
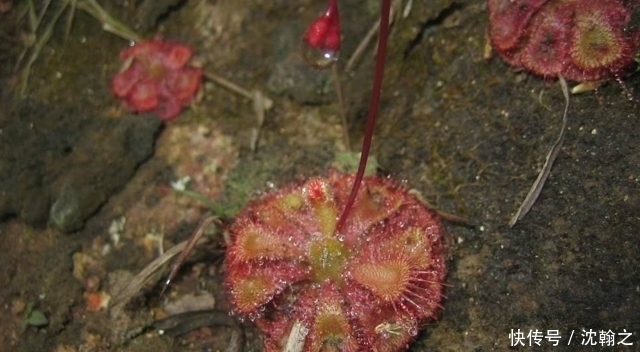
[302,0,341,66]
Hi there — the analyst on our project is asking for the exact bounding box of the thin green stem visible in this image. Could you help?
[332,64,351,150]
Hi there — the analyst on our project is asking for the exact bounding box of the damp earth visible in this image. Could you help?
[0,0,638,351]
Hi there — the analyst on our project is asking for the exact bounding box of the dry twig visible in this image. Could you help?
[111,216,218,308]
[509,76,570,226]
[111,239,191,309]
[283,320,308,352]
[153,309,245,352]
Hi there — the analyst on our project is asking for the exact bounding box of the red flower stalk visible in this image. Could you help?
[111,40,203,120]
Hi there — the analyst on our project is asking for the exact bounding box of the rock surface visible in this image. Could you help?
[0,103,161,232]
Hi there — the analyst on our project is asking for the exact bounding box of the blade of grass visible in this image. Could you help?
[160,216,219,296]
[111,239,191,309]
[65,0,78,41]
[27,0,37,31]
[19,0,68,98]
[76,0,141,42]
[111,216,219,309]
[14,0,51,72]
[509,76,570,226]
[36,0,53,30]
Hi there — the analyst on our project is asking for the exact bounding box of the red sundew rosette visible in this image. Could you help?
[111,40,203,120]
[224,170,447,352]
[487,0,640,81]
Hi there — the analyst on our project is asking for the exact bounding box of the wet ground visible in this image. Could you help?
[0,0,639,351]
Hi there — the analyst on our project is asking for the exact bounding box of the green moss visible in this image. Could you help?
[332,151,378,175]
[218,155,283,218]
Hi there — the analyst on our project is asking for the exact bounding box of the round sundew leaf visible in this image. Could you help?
[340,181,403,246]
[155,94,182,120]
[126,78,158,112]
[488,0,550,52]
[388,227,432,269]
[231,274,276,314]
[227,262,310,315]
[111,64,143,98]
[306,285,359,352]
[164,67,203,105]
[163,43,193,69]
[250,195,307,235]
[518,5,571,77]
[340,283,419,351]
[232,223,304,262]
[277,191,305,212]
[350,260,410,302]
[571,10,622,69]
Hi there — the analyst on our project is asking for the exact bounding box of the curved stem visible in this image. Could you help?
[334,0,391,234]
[327,0,338,17]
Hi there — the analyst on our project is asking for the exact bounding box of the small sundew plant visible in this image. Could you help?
[488,0,640,82]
